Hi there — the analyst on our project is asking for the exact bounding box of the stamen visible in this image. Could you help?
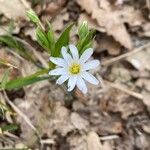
[69,63,80,74]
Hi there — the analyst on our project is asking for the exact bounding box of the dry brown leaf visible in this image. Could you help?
[51,8,69,32]
[136,79,150,92]
[140,23,150,37]
[142,123,150,134]
[127,48,150,71]
[87,132,103,150]
[0,0,29,20]
[44,0,67,15]
[103,89,145,119]
[70,112,89,131]
[0,24,20,35]
[24,27,36,41]
[96,34,121,55]
[77,0,144,49]
[142,91,150,108]
[92,9,133,49]
[135,134,149,150]
[68,134,87,150]
[87,132,113,150]
[78,13,105,32]
[0,49,20,80]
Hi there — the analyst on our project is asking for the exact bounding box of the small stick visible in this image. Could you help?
[40,139,55,145]
[2,91,41,139]
[99,135,119,141]
[20,0,30,9]
[101,43,150,66]
[104,80,143,100]
[16,38,49,68]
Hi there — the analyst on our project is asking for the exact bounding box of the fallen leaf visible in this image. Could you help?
[68,134,87,150]
[136,79,150,92]
[78,13,105,32]
[142,91,150,108]
[77,0,145,49]
[103,88,145,119]
[96,34,122,55]
[87,131,113,150]
[51,8,69,32]
[140,23,150,37]
[142,123,150,134]
[0,0,30,20]
[127,48,150,71]
[70,112,89,131]
[24,27,36,41]
[87,132,102,150]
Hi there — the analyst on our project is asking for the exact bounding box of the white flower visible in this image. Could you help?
[49,44,100,94]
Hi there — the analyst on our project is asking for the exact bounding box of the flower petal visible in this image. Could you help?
[82,60,100,71]
[61,46,73,64]
[49,57,66,67]
[79,48,93,63]
[56,75,69,85]
[81,72,99,85]
[76,76,87,94]
[69,44,79,60]
[67,75,77,91]
[49,68,67,76]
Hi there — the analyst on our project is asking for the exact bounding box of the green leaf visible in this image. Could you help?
[4,69,49,90]
[0,35,36,63]
[26,9,40,24]
[47,21,55,54]
[77,29,95,54]
[0,59,17,68]
[0,69,10,89]
[1,124,18,132]
[80,42,92,54]
[36,27,50,51]
[78,21,89,39]
[53,23,74,57]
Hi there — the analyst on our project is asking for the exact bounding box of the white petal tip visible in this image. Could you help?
[48,71,52,75]
[69,44,73,47]
[56,81,61,85]
[97,60,100,65]
[82,91,87,94]
[93,79,99,85]
[67,86,75,92]
[49,57,52,61]
[77,88,87,94]
[67,89,73,92]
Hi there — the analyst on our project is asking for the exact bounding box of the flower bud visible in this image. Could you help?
[26,9,40,24]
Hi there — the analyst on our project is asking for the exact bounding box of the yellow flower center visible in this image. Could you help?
[69,63,80,74]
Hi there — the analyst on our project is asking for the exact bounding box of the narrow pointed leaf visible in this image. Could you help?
[0,35,36,62]
[53,23,74,57]
[36,27,50,51]
[4,69,49,90]
[0,69,10,89]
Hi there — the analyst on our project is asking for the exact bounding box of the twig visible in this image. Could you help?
[4,132,19,139]
[6,48,25,62]
[40,139,55,145]
[19,0,30,9]
[16,38,49,68]
[104,80,143,100]
[2,91,41,139]
[99,135,119,141]
[146,0,150,10]
[96,74,143,100]
[96,73,105,88]
[101,43,150,66]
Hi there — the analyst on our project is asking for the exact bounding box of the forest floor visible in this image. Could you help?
[0,0,150,150]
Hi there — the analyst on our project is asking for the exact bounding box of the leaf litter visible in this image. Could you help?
[0,0,150,149]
